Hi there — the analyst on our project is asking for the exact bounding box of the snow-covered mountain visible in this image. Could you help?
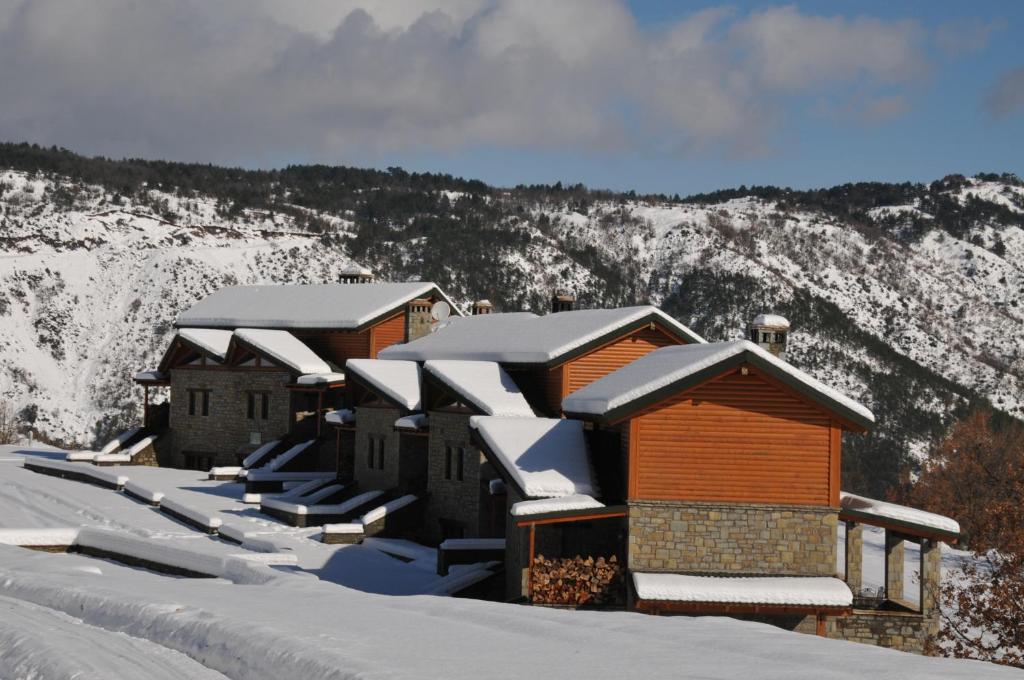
[0,146,1021,496]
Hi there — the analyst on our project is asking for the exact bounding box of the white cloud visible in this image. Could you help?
[986,67,1024,119]
[934,18,1002,57]
[0,1,935,164]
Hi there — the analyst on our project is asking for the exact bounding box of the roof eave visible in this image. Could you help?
[562,349,874,432]
[345,369,419,413]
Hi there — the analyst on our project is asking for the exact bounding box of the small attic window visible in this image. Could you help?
[761,332,772,343]
[774,332,786,343]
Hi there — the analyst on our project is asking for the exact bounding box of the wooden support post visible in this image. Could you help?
[527,523,536,601]
[335,427,342,478]
[816,612,827,637]
[143,386,150,428]
[316,391,323,437]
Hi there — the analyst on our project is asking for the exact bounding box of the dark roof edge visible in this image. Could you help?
[468,426,529,500]
[422,369,488,416]
[345,368,417,414]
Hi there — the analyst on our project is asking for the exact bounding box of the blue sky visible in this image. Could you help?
[369,1,1024,194]
[1,1,1021,195]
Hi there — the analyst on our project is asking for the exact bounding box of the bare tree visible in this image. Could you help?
[0,400,17,445]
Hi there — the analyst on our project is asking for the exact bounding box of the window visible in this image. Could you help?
[188,389,211,416]
[367,435,386,470]
[247,392,270,420]
[445,446,464,481]
[774,332,786,343]
[760,332,771,343]
[183,453,213,471]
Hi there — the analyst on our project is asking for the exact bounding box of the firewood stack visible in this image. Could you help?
[531,554,624,606]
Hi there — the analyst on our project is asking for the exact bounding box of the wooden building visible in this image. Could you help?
[379,304,703,415]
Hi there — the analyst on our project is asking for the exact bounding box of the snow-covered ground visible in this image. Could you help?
[0,445,1018,679]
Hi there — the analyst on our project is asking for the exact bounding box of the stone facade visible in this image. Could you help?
[628,500,837,576]
[167,367,292,468]
[405,300,433,342]
[424,410,498,544]
[829,611,929,654]
[836,527,942,654]
[353,406,403,491]
[844,521,864,593]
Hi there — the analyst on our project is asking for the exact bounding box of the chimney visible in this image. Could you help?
[406,298,433,342]
[472,299,494,315]
[550,290,575,314]
[748,313,790,359]
[340,264,374,284]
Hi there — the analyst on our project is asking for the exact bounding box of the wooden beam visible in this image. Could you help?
[837,510,960,544]
[527,524,536,600]
[514,510,627,528]
[316,391,323,438]
[634,599,851,618]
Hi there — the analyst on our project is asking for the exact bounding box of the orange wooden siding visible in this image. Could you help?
[370,312,407,357]
[295,330,371,366]
[629,369,840,507]
[565,327,683,395]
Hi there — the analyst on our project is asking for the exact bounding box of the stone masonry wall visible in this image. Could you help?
[424,410,488,544]
[168,368,292,468]
[830,611,929,654]
[353,406,402,491]
[628,500,837,576]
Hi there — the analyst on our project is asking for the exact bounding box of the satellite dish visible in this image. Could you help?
[430,301,451,322]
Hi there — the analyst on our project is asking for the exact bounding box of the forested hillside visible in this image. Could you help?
[1,142,1022,497]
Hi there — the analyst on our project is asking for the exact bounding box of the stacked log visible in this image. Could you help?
[531,554,624,606]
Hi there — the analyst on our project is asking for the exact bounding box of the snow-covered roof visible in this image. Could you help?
[379,306,704,364]
[632,573,852,607]
[510,494,605,517]
[233,329,331,375]
[840,492,961,536]
[469,417,598,499]
[751,313,790,329]
[324,409,355,425]
[424,360,534,416]
[340,264,373,276]
[296,372,346,385]
[562,340,874,429]
[177,327,233,360]
[346,359,422,410]
[133,370,167,382]
[176,282,457,329]
[394,413,428,430]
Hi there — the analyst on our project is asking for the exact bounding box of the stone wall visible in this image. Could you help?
[353,406,402,491]
[628,500,837,576]
[406,300,433,342]
[830,611,930,654]
[168,368,292,468]
[424,410,493,544]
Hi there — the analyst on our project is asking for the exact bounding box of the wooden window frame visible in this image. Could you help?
[188,389,211,417]
[247,392,270,420]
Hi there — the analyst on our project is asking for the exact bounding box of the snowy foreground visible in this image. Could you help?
[0,447,1018,680]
